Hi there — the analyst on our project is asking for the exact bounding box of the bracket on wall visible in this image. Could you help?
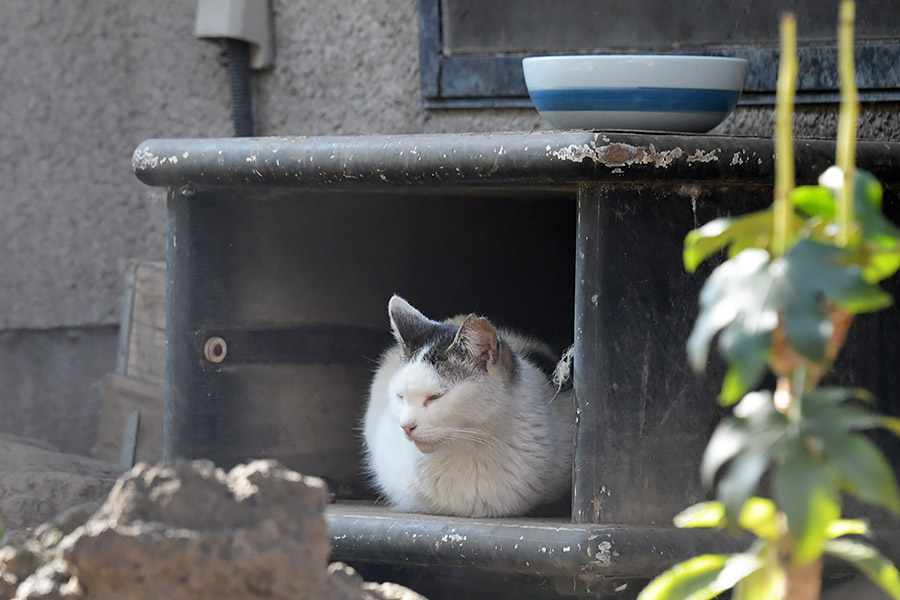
[195,0,274,70]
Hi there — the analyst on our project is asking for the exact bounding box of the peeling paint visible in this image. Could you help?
[685,148,720,164]
[593,541,612,567]
[552,141,684,169]
[132,148,159,170]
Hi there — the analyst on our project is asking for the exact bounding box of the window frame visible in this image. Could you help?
[417,0,900,109]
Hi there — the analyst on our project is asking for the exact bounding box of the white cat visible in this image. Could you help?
[363,295,574,518]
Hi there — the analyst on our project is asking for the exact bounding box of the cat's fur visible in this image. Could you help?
[363,295,573,518]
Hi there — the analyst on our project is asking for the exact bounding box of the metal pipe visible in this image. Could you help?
[133,132,900,190]
[325,505,746,581]
[226,39,254,137]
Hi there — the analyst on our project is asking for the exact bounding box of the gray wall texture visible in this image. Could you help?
[1,0,898,454]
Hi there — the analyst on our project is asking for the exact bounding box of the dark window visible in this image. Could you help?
[418,0,900,108]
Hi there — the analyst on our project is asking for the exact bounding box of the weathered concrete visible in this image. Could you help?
[0,0,231,331]
[0,328,118,455]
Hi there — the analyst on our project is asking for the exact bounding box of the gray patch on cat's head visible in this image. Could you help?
[428,314,519,383]
[388,295,456,362]
[386,296,519,383]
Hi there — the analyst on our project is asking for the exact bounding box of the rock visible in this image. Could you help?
[327,563,428,600]
[0,435,122,544]
[0,546,39,600]
[58,459,330,600]
[13,560,80,600]
[2,458,427,600]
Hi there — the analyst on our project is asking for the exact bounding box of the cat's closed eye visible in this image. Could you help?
[424,392,445,406]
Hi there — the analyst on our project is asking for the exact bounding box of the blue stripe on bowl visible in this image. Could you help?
[528,87,740,113]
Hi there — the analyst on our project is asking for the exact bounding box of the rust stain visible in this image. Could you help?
[604,144,631,164]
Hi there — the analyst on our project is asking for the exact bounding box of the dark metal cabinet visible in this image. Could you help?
[135,132,900,597]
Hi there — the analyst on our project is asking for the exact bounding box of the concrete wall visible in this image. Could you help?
[1,0,898,454]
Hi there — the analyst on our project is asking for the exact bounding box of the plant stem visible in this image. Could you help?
[786,557,823,600]
[773,12,798,257]
[836,0,858,248]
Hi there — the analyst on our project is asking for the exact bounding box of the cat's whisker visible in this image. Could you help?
[437,427,509,458]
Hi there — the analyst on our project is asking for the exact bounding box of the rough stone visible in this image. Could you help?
[0,435,122,543]
[54,460,329,600]
[0,547,39,600]
[1,458,427,600]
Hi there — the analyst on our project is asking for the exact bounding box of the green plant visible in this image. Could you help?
[639,3,900,599]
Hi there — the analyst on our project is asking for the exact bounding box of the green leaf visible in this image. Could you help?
[701,418,750,489]
[793,241,894,313]
[824,539,900,599]
[720,365,751,406]
[738,497,779,541]
[880,416,900,438]
[718,328,770,404]
[817,168,900,283]
[733,539,785,599]
[792,185,836,218]
[804,404,884,436]
[772,443,841,565]
[821,431,900,514]
[686,241,891,391]
[857,169,885,210]
[825,518,868,539]
[773,240,891,363]
[638,553,763,600]
[638,555,730,600]
[803,386,874,406]
[719,445,771,524]
[702,392,790,514]
[863,244,900,284]
[674,502,726,529]
[686,248,775,380]
[851,170,900,240]
[732,562,786,600]
[800,387,884,438]
[683,211,778,273]
[685,217,740,273]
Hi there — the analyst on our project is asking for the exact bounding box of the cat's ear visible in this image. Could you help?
[447,314,500,372]
[388,295,437,347]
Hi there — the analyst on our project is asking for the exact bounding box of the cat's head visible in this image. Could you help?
[385,295,515,453]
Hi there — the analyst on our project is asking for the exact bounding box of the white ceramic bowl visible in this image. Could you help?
[522,55,750,133]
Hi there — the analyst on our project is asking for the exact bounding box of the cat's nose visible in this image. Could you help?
[401,423,417,438]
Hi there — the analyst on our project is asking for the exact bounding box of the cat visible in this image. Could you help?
[362,295,574,518]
